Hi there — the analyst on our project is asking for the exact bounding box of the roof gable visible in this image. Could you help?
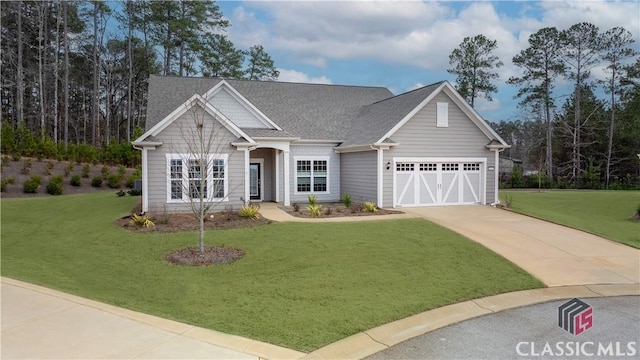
[133,94,255,145]
[203,80,282,130]
[376,81,507,146]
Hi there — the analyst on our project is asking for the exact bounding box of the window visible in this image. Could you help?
[436,102,449,127]
[419,163,437,172]
[442,163,459,171]
[464,163,480,171]
[166,154,228,202]
[295,157,329,193]
[396,163,414,172]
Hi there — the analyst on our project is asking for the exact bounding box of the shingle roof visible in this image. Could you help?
[339,82,444,147]
[146,75,393,142]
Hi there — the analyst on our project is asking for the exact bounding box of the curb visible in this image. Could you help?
[0,277,305,360]
[300,284,640,360]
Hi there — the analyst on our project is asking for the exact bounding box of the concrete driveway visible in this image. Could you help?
[403,206,639,287]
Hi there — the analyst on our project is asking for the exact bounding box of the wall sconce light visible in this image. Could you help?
[386,161,391,170]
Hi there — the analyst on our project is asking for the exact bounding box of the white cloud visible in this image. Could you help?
[277,69,333,84]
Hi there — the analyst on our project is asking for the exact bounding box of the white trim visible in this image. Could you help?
[376,147,384,207]
[133,94,256,145]
[249,158,264,201]
[244,149,250,204]
[493,149,500,204]
[141,148,149,213]
[165,153,229,203]
[203,80,282,131]
[283,151,290,206]
[275,150,280,202]
[375,82,508,147]
[392,157,487,208]
[293,156,330,195]
[436,102,449,128]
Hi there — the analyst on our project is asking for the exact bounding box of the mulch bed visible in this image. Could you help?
[283,203,403,218]
[115,205,272,232]
[164,246,245,266]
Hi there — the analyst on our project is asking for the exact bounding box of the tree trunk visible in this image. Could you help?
[38,3,47,141]
[127,2,133,142]
[53,1,61,143]
[605,74,616,189]
[16,1,24,124]
[92,3,99,146]
[63,1,69,149]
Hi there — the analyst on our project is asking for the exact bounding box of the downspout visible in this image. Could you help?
[491,148,506,205]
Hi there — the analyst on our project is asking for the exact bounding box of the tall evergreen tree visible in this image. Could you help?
[509,27,565,178]
[447,34,503,108]
[600,27,637,188]
[245,45,279,81]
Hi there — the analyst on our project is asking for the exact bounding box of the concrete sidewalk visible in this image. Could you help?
[258,202,418,222]
[0,277,304,360]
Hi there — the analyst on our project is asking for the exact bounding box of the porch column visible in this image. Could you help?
[244,148,250,205]
[141,148,149,213]
[377,147,384,208]
[283,150,290,206]
[275,150,280,202]
[493,149,499,204]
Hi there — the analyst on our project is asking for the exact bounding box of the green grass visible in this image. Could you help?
[502,190,640,248]
[1,193,542,352]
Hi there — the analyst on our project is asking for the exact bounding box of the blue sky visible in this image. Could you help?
[214,0,639,122]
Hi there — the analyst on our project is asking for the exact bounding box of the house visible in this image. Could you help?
[133,76,509,213]
[499,156,523,175]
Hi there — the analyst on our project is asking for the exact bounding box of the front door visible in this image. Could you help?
[249,162,261,200]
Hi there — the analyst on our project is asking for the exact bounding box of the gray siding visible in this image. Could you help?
[289,144,341,203]
[382,92,496,206]
[146,108,246,213]
[340,151,378,203]
[209,88,270,129]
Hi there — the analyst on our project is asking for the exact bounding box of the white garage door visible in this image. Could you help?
[394,160,483,207]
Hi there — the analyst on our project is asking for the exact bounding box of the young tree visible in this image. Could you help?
[509,27,565,179]
[245,45,279,81]
[559,22,602,183]
[447,34,503,108]
[175,99,235,254]
[600,27,637,188]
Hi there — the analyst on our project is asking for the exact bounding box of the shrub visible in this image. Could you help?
[292,203,300,212]
[46,160,54,170]
[130,214,155,228]
[342,193,352,208]
[91,176,103,187]
[82,163,91,178]
[504,194,513,208]
[307,204,322,217]
[6,176,15,184]
[362,201,378,213]
[23,175,42,193]
[324,207,333,216]
[46,176,64,195]
[101,165,110,179]
[1,180,7,192]
[308,194,318,206]
[107,174,122,188]
[12,153,21,161]
[116,190,127,197]
[64,163,74,177]
[118,164,127,177]
[636,203,640,216]
[239,204,260,220]
[70,175,81,187]
[127,188,142,196]
[2,155,9,164]
[126,167,142,188]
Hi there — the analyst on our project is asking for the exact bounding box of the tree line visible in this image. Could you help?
[1,0,279,158]
[448,23,639,189]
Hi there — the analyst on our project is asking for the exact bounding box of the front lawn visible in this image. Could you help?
[501,190,640,248]
[1,193,542,352]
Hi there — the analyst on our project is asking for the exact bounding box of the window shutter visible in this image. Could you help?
[436,102,448,128]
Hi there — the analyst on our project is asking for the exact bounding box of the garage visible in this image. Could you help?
[393,158,485,207]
